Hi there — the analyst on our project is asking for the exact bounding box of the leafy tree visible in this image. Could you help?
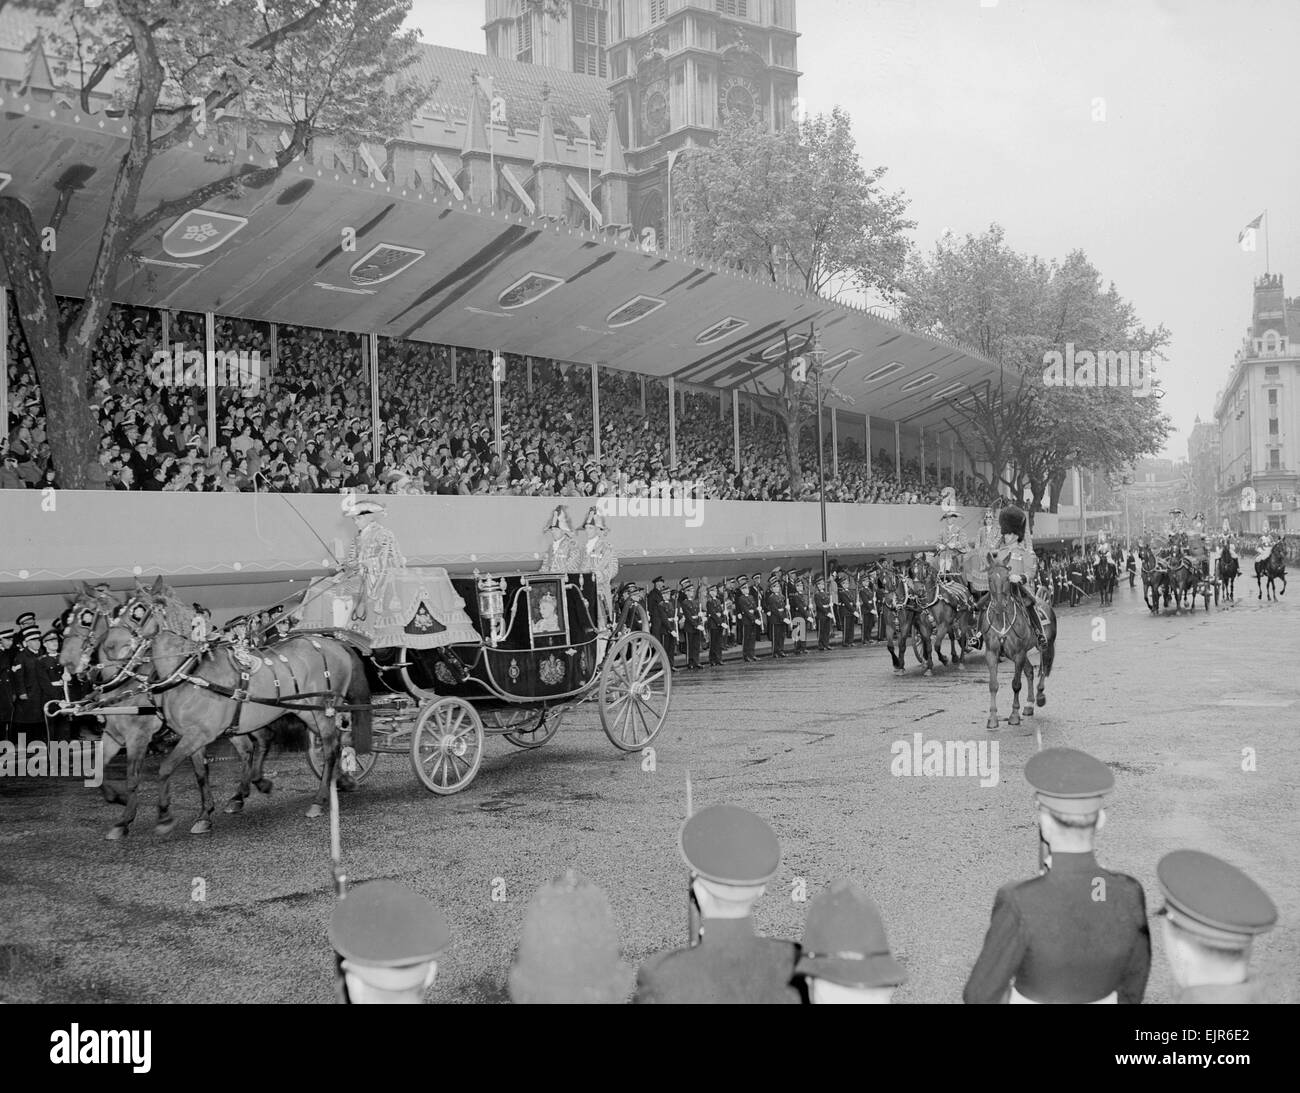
[674,109,913,494]
[901,226,1171,526]
[0,0,429,487]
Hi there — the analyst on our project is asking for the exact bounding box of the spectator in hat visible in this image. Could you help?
[797,880,906,1003]
[963,748,1150,1004]
[1156,850,1280,1004]
[328,880,450,1004]
[635,804,800,1004]
[0,452,25,490]
[508,870,633,1004]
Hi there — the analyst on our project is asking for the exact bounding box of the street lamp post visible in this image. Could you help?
[815,358,828,583]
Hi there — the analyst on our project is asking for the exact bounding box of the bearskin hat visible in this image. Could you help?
[998,505,1027,541]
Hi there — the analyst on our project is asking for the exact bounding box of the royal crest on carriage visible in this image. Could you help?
[538,654,566,686]
[433,660,458,686]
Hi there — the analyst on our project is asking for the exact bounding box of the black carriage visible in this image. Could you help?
[306,570,671,794]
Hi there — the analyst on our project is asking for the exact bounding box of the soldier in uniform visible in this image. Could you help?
[679,578,705,671]
[0,626,14,743]
[8,625,46,746]
[750,573,766,652]
[963,748,1151,1004]
[835,566,858,647]
[647,576,678,670]
[580,507,619,629]
[542,504,582,573]
[797,880,907,1004]
[705,583,726,667]
[786,571,809,656]
[329,879,450,1004]
[634,804,800,1004]
[735,576,761,663]
[856,566,876,645]
[813,574,834,651]
[765,575,790,659]
[1156,850,1278,1004]
[969,506,1048,650]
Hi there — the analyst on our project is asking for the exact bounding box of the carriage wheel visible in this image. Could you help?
[410,697,484,795]
[598,631,670,752]
[306,732,379,785]
[490,707,564,750]
[617,603,650,637]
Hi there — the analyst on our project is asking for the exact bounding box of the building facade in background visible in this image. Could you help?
[1213,274,1300,534]
[487,0,801,247]
[1187,416,1219,527]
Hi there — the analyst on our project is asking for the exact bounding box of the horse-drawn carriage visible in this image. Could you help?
[299,567,672,795]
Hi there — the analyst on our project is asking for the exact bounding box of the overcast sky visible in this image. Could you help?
[410,0,1300,461]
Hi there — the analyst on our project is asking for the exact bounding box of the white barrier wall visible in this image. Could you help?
[0,490,1060,586]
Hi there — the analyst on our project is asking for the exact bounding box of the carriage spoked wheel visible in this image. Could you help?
[410,697,484,794]
[598,631,671,752]
[487,706,564,750]
[306,731,379,785]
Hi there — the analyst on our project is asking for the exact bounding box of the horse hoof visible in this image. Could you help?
[987,719,999,731]
[223,799,244,814]
[1036,695,1047,707]
[255,778,274,795]
[306,803,324,819]
[1009,714,1021,727]
[105,825,128,841]
[154,819,177,836]
[923,668,932,677]
[1023,706,1034,717]
[190,819,213,835]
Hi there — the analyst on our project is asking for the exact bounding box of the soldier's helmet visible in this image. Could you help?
[998,505,1027,541]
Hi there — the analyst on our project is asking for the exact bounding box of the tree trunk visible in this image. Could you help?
[783,409,803,496]
[1048,468,1068,514]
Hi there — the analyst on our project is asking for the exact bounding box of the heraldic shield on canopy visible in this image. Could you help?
[295,496,478,650]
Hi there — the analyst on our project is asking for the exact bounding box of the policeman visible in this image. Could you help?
[797,880,906,1004]
[765,575,789,659]
[9,625,46,746]
[0,626,14,742]
[1156,850,1278,1004]
[646,576,678,670]
[328,880,450,1004]
[750,573,766,650]
[813,574,834,651]
[735,577,761,663]
[963,748,1151,1004]
[679,578,705,671]
[634,804,800,1004]
[704,583,726,667]
[835,566,858,648]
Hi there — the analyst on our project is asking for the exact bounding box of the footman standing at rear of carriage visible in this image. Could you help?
[963,748,1151,1004]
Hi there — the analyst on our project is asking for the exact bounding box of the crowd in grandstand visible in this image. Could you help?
[3,300,1000,506]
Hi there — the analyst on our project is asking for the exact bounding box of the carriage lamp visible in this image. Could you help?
[475,572,507,647]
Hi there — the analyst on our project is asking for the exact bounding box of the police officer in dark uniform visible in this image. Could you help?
[856,566,876,645]
[963,748,1150,1004]
[9,625,47,746]
[634,804,800,1004]
[646,576,678,670]
[765,575,789,658]
[750,573,766,652]
[836,566,858,647]
[38,631,69,742]
[705,583,726,667]
[1156,850,1278,1004]
[735,577,761,663]
[0,626,15,743]
[679,578,704,671]
[813,574,834,651]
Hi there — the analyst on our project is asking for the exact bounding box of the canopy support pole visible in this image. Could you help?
[591,361,601,460]
[732,388,740,474]
[368,332,380,463]
[668,376,677,472]
[204,312,217,456]
[894,421,901,483]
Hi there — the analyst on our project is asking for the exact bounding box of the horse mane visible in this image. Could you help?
[153,587,197,639]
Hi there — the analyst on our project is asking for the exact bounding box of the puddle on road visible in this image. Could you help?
[1212,695,1295,708]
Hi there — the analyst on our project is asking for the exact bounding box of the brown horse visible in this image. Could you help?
[980,559,1057,732]
[101,578,369,835]
[874,564,917,674]
[912,558,972,670]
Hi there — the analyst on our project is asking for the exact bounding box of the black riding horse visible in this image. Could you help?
[1216,550,1239,603]
[1139,546,1168,613]
[1095,555,1118,606]
[1255,541,1287,601]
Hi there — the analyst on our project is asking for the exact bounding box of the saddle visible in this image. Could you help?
[936,577,973,613]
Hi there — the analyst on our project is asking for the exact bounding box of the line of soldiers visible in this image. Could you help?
[0,613,69,745]
[633,563,879,670]
[327,752,1281,1004]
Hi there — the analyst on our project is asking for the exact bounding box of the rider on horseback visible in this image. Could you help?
[1187,513,1209,581]
[972,505,1047,651]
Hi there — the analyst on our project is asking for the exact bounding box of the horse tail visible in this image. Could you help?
[1040,632,1055,678]
[345,647,372,750]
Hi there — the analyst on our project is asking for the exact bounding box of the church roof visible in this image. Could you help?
[409,44,607,145]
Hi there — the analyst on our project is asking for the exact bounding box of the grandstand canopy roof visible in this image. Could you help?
[0,90,1004,430]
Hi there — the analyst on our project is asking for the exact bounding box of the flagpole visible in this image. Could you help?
[1265,208,1270,273]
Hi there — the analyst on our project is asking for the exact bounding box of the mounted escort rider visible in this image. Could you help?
[969,505,1048,651]
[1186,513,1209,581]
